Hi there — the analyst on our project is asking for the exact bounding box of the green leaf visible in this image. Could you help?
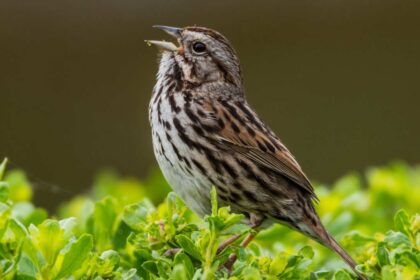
[121,268,138,279]
[24,207,48,226]
[122,199,155,231]
[175,234,203,261]
[53,234,93,279]
[33,219,66,266]
[299,245,315,259]
[393,250,420,267]
[16,253,38,279]
[0,202,11,239]
[5,170,32,202]
[333,174,361,195]
[20,235,43,272]
[381,265,396,280]
[9,218,28,239]
[155,259,171,278]
[242,266,262,280]
[221,223,249,236]
[218,208,245,231]
[333,269,353,280]
[174,252,194,279]
[91,196,118,251]
[134,249,154,278]
[0,182,9,202]
[394,209,411,237]
[59,217,77,238]
[377,242,390,267]
[384,231,411,248]
[141,260,158,276]
[99,249,120,273]
[269,253,288,275]
[171,263,190,280]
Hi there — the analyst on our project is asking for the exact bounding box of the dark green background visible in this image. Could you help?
[1,0,419,209]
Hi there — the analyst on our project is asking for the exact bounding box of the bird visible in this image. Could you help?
[146,25,367,279]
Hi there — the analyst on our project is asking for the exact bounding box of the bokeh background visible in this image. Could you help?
[1,0,419,210]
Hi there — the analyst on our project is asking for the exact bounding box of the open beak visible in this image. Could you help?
[145,25,183,51]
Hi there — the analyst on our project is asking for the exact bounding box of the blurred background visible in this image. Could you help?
[0,0,419,210]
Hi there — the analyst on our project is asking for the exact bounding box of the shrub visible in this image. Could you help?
[0,158,418,279]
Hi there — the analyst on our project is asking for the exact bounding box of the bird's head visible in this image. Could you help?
[146,25,242,88]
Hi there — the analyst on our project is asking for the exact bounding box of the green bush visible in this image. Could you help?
[0,158,418,279]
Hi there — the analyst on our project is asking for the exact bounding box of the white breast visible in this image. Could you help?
[149,92,213,217]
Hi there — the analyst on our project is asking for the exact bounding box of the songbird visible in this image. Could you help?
[147,25,367,279]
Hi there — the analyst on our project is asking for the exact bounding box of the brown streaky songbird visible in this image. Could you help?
[146,25,367,280]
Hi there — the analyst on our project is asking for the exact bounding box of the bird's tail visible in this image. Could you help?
[325,234,367,280]
[304,216,368,280]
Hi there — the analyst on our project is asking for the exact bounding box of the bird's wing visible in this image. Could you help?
[216,137,316,198]
[199,97,317,200]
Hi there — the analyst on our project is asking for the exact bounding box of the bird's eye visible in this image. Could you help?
[192,42,206,54]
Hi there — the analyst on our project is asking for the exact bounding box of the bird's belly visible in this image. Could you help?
[150,113,212,216]
[158,153,212,216]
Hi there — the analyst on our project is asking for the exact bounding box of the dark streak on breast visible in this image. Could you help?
[168,93,181,114]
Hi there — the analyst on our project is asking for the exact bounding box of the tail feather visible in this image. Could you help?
[308,221,368,280]
[294,201,369,279]
[326,235,368,280]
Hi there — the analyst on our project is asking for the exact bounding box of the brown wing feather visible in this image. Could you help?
[215,137,316,200]
[200,97,317,201]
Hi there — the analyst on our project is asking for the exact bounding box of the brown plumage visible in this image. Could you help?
[147,25,367,279]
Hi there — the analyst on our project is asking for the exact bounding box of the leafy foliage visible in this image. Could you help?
[0,158,418,279]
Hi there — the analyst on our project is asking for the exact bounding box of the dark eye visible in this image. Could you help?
[192,42,206,54]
